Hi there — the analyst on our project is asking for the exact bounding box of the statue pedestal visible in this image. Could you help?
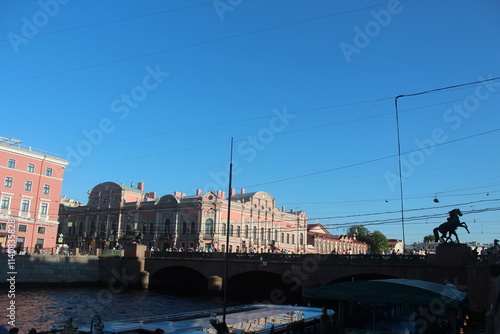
[124,243,147,258]
[435,243,470,266]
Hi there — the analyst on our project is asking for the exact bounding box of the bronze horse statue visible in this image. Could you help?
[433,208,470,243]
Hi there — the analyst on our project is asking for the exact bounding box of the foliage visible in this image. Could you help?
[346,225,370,239]
[347,225,389,254]
[423,234,435,243]
[368,231,390,254]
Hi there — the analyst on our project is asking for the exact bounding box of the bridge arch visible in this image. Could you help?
[149,265,208,295]
[227,270,303,305]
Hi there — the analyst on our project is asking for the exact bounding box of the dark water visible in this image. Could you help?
[0,286,231,333]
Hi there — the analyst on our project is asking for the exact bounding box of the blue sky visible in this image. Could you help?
[2,0,500,245]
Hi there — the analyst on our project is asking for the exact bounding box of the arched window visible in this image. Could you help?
[286,233,290,244]
[236,226,241,237]
[182,222,187,234]
[252,226,257,239]
[299,233,304,245]
[229,224,234,237]
[260,227,264,240]
[267,229,271,241]
[221,223,226,236]
[274,230,278,242]
[244,225,249,238]
[164,218,171,233]
[191,222,196,234]
[205,218,213,234]
[292,234,295,244]
[281,233,284,243]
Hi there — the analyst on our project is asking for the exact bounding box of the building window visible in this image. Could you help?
[252,226,257,239]
[260,227,264,240]
[191,222,196,235]
[182,222,187,234]
[36,238,44,248]
[18,225,27,232]
[38,227,46,234]
[299,233,304,245]
[150,223,154,235]
[24,181,32,191]
[4,177,13,188]
[229,224,234,237]
[286,233,290,244]
[40,202,48,215]
[27,163,35,173]
[205,218,213,235]
[236,226,241,238]
[221,224,226,236]
[164,218,171,234]
[45,167,52,176]
[244,225,249,238]
[8,159,16,168]
[1,197,10,210]
[21,200,30,212]
[280,233,284,243]
[0,223,5,230]
[43,184,50,195]
[292,234,295,245]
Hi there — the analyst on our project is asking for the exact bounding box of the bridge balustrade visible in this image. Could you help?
[149,252,429,264]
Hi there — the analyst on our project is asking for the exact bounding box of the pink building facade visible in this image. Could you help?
[307,224,368,254]
[0,138,69,252]
[59,183,309,253]
[59,182,368,254]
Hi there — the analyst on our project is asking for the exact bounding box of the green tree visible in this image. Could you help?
[346,225,370,239]
[423,234,436,243]
[367,231,390,254]
[347,225,389,254]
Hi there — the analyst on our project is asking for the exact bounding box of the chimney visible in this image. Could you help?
[196,189,202,196]
[174,191,182,197]
[241,188,246,194]
[282,206,285,212]
[138,181,144,191]
[230,188,236,196]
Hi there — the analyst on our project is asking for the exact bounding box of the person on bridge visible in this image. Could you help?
[485,262,500,334]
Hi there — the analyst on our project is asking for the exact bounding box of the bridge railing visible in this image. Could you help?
[149,252,429,264]
[151,251,215,259]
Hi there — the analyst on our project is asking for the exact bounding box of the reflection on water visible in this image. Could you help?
[0,286,227,333]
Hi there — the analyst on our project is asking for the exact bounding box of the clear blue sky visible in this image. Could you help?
[2,0,500,245]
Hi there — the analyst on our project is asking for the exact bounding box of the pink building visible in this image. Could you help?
[0,137,69,252]
[59,182,368,254]
[307,224,368,254]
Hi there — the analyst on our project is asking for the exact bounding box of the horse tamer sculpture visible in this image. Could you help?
[433,208,470,243]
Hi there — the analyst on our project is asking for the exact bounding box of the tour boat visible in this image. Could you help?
[75,304,330,334]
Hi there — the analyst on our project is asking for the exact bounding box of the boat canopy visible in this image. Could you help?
[304,278,467,308]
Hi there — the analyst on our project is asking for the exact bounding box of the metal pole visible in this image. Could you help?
[395,96,406,254]
[222,138,234,324]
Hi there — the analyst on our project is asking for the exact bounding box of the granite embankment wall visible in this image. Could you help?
[0,255,102,285]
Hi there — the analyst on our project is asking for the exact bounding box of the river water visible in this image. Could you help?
[0,286,235,333]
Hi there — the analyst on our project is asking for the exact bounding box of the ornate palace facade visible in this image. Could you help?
[59,181,368,254]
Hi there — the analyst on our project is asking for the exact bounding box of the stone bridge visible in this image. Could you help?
[99,243,494,313]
